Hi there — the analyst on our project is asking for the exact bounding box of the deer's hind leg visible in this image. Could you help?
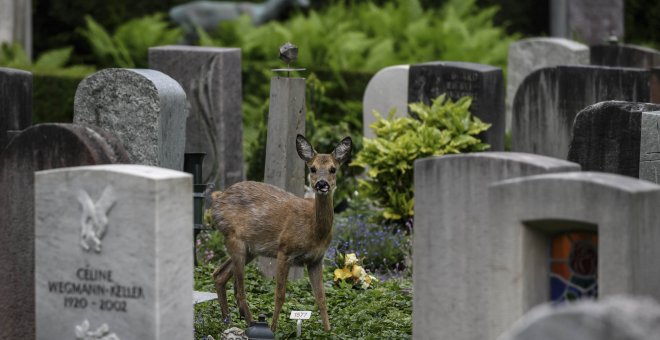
[212,258,233,321]
[226,239,253,325]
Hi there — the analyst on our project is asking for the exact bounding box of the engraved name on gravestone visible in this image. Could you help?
[35,165,192,340]
[408,61,504,150]
[567,101,660,180]
[73,68,188,170]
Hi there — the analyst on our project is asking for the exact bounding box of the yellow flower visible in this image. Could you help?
[333,267,353,282]
[345,253,359,266]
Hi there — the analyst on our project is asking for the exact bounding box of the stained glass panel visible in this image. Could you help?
[549,231,598,303]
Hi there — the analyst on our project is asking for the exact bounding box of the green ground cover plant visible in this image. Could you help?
[193,263,412,339]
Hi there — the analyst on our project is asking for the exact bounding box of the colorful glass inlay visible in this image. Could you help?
[549,232,598,303]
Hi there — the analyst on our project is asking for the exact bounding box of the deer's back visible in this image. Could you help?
[211,181,314,256]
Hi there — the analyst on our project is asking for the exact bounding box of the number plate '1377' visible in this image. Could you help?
[289,311,312,320]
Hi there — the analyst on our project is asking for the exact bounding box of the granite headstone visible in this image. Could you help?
[0,123,129,340]
[35,164,192,339]
[550,0,623,45]
[591,43,660,69]
[149,46,244,189]
[639,110,660,183]
[0,67,32,150]
[413,153,579,340]
[259,76,306,280]
[506,38,589,131]
[567,101,660,180]
[73,68,188,170]
[362,65,410,139]
[512,65,651,159]
[409,61,504,150]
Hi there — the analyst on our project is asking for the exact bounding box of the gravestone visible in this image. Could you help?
[149,46,244,189]
[550,0,623,45]
[640,110,660,183]
[506,38,589,131]
[512,65,651,159]
[0,0,32,58]
[73,68,188,170]
[567,101,660,181]
[409,61,504,150]
[500,296,660,340]
[0,67,32,150]
[0,123,129,340]
[487,172,660,338]
[591,43,660,69]
[259,76,306,279]
[413,152,579,340]
[362,65,409,139]
[35,164,192,339]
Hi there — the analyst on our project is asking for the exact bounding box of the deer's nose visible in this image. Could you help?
[315,180,330,193]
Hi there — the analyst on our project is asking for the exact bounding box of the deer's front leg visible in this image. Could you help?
[271,252,291,331]
[307,260,331,331]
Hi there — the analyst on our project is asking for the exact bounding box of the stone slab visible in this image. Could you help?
[0,123,129,340]
[567,101,660,178]
[409,61,504,150]
[74,68,188,170]
[413,152,579,340]
[149,46,243,189]
[591,43,660,69]
[35,164,192,340]
[640,111,660,183]
[550,0,623,45]
[362,65,409,139]
[487,172,660,338]
[512,65,651,159]
[0,67,32,150]
[506,38,589,131]
[260,76,306,280]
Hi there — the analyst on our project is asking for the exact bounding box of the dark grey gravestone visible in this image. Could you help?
[149,46,243,189]
[567,101,660,179]
[512,65,651,159]
[73,68,188,170]
[550,0,624,45]
[591,43,660,69]
[0,67,31,150]
[0,123,129,340]
[653,68,660,103]
[640,110,660,184]
[408,61,504,151]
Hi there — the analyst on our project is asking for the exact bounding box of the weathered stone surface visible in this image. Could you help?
[259,76,306,279]
[0,67,32,150]
[567,101,660,179]
[550,0,623,45]
[500,296,660,340]
[640,111,660,183]
[0,0,32,57]
[488,172,660,338]
[413,152,579,340]
[73,68,188,170]
[512,65,650,159]
[506,38,589,131]
[591,43,660,69]
[0,123,129,340]
[409,61,504,150]
[362,65,409,139]
[35,164,192,339]
[149,46,243,189]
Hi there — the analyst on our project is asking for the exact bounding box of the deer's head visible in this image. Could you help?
[296,135,352,196]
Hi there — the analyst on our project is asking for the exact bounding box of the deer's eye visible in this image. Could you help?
[330,167,336,174]
[310,166,317,173]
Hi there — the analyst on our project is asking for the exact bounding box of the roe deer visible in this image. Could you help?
[210,134,352,331]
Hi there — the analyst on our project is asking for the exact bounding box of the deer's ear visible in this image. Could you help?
[296,134,316,162]
[332,136,352,165]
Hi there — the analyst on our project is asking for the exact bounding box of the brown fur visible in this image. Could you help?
[210,135,352,331]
